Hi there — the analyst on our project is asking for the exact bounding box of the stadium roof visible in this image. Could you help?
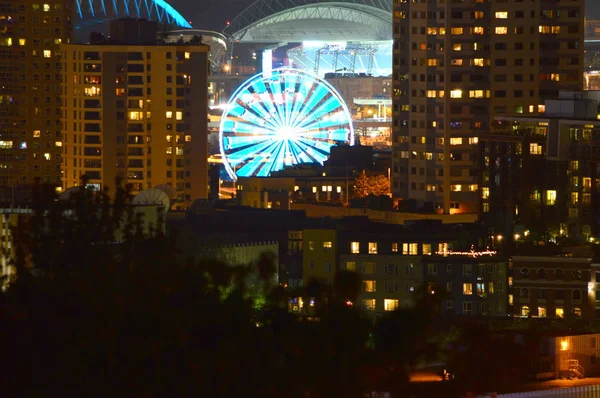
[223,0,392,42]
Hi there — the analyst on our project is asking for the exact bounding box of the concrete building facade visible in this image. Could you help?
[61,19,209,208]
[392,0,584,214]
[0,0,74,188]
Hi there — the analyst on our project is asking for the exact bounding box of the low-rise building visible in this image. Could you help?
[511,256,594,319]
[425,253,507,316]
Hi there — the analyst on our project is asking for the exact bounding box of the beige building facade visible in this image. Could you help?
[61,19,209,208]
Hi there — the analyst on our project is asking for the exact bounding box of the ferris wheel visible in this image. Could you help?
[219,67,354,180]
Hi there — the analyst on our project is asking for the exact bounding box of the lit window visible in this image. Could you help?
[184,52,190,59]
[476,283,485,297]
[363,280,376,293]
[19,39,26,46]
[573,307,582,317]
[451,184,462,192]
[363,299,376,310]
[350,241,360,254]
[521,306,530,317]
[43,3,50,12]
[495,27,508,35]
[472,26,484,35]
[473,11,484,19]
[346,262,356,271]
[323,241,332,251]
[495,11,508,19]
[452,43,462,51]
[555,307,564,318]
[538,306,547,318]
[55,141,62,147]
[0,141,12,149]
[468,184,478,192]
[166,111,173,119]
[368,242,378,254]
[482,187,490,199]
[392,242,398,252]
[469,137,479,144]
[43,50,51,58]
[450,137,463,145]
[450,89,463,98]
[530,143,543,155]
[43,153,50,160]
[336,186,342,193]
[33,130,41,138]
[308,241,314,250]
[422,243,432,255]
[175,111,183,120]
[384,299,399,311]
[451,27,463,35]
[546,190,557,205]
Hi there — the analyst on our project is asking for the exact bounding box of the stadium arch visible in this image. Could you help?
[75,0,191,29]
[223,0,392,42]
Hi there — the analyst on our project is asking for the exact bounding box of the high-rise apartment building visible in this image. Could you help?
[0,0,73,188]
[392,0,584,214]
[62,19,209,208]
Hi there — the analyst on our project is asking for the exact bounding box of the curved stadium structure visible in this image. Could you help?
[75,0,191,29]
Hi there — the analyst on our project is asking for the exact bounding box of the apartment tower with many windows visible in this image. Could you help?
[62,19,209,207]
[392,0,584,214]
[0,0,74,188]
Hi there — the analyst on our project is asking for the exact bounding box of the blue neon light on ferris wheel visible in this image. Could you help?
[219,67,354,180]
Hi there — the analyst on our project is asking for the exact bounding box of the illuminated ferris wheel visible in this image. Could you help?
[219,67,354,180]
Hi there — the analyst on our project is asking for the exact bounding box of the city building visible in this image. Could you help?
[392,0,584,214]
[303,217,497,315]
[425,253,507,316]
[61,18,209,208]
[481,91,600,239]
[0,0,74,188]
[510,256,594,320]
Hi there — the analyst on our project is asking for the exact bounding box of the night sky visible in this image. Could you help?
[170,0,600,33]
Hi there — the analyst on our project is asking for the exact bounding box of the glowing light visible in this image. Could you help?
[514,234,520,240]
[497,235,503,241]
[561,340,569,351]
[219,68,354,180]
[436,250,497,258]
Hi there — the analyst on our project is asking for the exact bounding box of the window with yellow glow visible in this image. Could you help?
[521,306,530,317]
[346,262,356,271]
[0,141,12,149]
[450,137,463,145]
[473,11,484,19]
[529,143,542,155]
[368,242,378,254]
[363,299,376,310]
[468,184,478,192]
[392,242,398,253]
[451,27,463,35]
[33,130,41,138]
[450,89,462,98]
[363,280,376,293]
[463,283,473,295]
[128,111,143,121]
[469,137,479,144]
[323,241,332,251]
[495,27,508,35]
[350,241,360,254]
[451,184,462,192]
[175,111,183,120]
[166,111,173,119]
[43,3,50,11]
[495,11,508,18]
[546,190,557,205]
[422,243,432,255]
[44,153,50,160]
[482,187,490,199]
[43,50,51,58]
[19,39,26,46]
[538,306,546,318]
[555,307,564,318]
[384,299,399,311]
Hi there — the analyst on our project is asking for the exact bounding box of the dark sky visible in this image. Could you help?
[170,0,600,32]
